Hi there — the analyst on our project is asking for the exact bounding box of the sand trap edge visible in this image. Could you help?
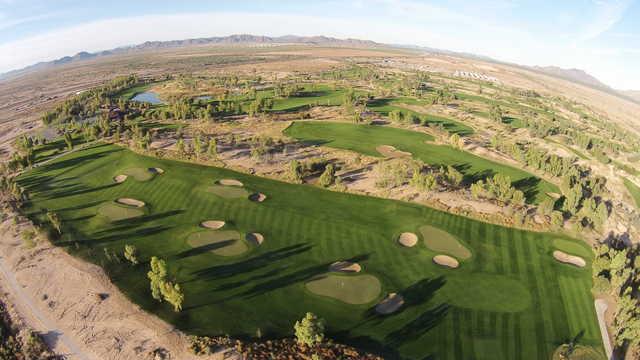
[218,179,243,187]
[246,232,264,246]
[328,261,362,273]
[249,192,267,202]
[116,198,145,207]
[201,220,226,230]
[433,255,459,269]
[553,250,586,268]
[397,232,418,247]
[113,175,128,183]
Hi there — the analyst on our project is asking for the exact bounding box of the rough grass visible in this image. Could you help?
[186,230,248,257]
[420,225,472,260]
[97,202,144,221]
[623,178,640,209]
[284,121,558,204]
[305,274,382,305]
[551,345,605,360]
[122,167,154,182]
[205,184,250,199]
[17,143,602,360]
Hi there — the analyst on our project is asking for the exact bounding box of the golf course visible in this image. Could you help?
[17,143,602,360]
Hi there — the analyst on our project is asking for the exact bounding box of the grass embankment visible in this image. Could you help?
[623,178,640,209]
[18,144,601,360]
[284,121,558,204]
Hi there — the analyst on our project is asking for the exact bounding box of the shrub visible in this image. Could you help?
[294,312,325,346]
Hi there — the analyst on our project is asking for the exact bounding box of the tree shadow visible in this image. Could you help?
[175,240,236,259]
[512,176,541,203]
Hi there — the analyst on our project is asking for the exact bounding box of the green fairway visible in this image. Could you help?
[205,184,250,199]
[420,225,472,260]
[284,121,559,203]
[18,144,602,360]
[305,274,382,304]
[97,201,145,222]
[270,84,348,112]
[186,230,248,256]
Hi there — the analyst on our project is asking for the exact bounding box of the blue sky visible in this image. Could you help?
[1,0,639,89]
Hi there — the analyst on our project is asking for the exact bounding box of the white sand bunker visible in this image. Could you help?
[553,250,586,268]
[375,293,405,315]
[116,198,145,207]
[433,255,459,269]
[249,193,267,202]
[329,261,362,273]
[376,145,412,158]
[113,175,128,183]
[218,179,243,187]
[149,167,164,174]
[397,232,418,247]
[246,232,264,246]
[201,220,226,230]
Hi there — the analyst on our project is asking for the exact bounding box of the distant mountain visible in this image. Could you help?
[621,90,640,102]
[0,34,380,80]
[531,66,609,89]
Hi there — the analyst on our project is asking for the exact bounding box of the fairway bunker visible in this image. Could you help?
[121,167,155,181]
[433,255,460,268]
[329,261,362,273]
[420,225,471,259]
[113,175,128,183]
[397,232,418,247]
[201,220,225,229]
[97,202,144,222]
[116,198,145,207]
[187,230,248,256]
[218,179,244,187]
[375,293,405,315]
[246,232,264,246]
[553,250,586,268]
[249,192,267,202]
[376,145,412,158]
[305,274,381,305]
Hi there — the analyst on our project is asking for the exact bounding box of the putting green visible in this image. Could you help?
[552,238,592,259]
[97,202,144,221]
[186,230,248,256]
[420,225,472,260]
[305,274,381,305]
[205,185,250,199]
[121,167,155,181]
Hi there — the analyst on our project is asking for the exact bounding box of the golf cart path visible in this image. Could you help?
[595,299,613,359]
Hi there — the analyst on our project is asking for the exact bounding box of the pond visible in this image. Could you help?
[132,91,164,105]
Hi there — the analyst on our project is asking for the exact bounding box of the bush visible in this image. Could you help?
[294,312,325,346]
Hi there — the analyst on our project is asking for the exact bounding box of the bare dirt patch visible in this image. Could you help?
[201,220,226,230]
[116,198,145,208]
[376,145,411,158]
[375,293,405,315]
[433,255,460,269]
[552,250,586,267]
[328,261,362,273]
[397,232,418,247]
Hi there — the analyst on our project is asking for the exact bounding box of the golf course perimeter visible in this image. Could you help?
[18,143,602,360]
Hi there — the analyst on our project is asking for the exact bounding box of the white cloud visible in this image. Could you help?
[579,0,633,41]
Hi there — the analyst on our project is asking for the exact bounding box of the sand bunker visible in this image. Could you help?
[397,232,418,247]
[305,274,381,305]
[553,250,586,268]
[328,261,362,273]
[375,293,405,315]
[97,202,144,221]
[433,255,460,269]
[187,230,247,256]
[420,225,471,260]
[149,167,164,174]
[201,220,226,230]
[249,192,267,202]
[113,175,128,183]
[116,198,145,207]
[246,232,264,246]
[218,179,244,187]
[376,145,412,158]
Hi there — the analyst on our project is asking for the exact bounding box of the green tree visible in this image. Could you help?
[161,282,185,312]
[294,312,325,346]
[124,244,139,265]
[444,165,463,187]
[287,160,303,183]
[207,138,217,158]
[46,211,62,234]
[147,257,168,301]
[318,164,335,187]
[63,132,74,151]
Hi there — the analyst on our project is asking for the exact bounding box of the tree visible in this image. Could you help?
[207,138,217,158]
[489,104,503,122]
[194,134,203,158]
[63,132,74,151]
[161,282,185,312]
[294,312,325,346]
[147,257,168,301]
[176,138,185,158]
[444,165,463,187]
[124,244,139,265]
[318,164,335,187]
[287,160,303,183]
[46,211,62,234]
[449,133,464,149]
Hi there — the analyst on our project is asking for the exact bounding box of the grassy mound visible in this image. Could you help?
[420,225,472,260]
[205,185,249,199]
[305,274,381,305]
[186,230,248,257]
[97,202,144,221]
[553,238,593,260]
[121,167,155,181]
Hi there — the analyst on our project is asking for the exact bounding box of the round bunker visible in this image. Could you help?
[328,261,362,273]
[149,167,165,174]
[113,175,128,183]
[116,198,145,207]
[375,293,405,315]
[201,220,225,230]
[97,202,144,222]
[397,232,418,247]
[121,167,155,182]
[420,225,471,260]
[376,145,412,158]
[218,179,244,187]
[433,255,460,269]
[553,250,586,268]
[186,230,248,257]
[305,274,381,305]
[246,232,264,246]
[249,192,267,202]
[206,185,249,199]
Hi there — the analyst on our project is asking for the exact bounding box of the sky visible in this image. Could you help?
[0,0,639,89]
